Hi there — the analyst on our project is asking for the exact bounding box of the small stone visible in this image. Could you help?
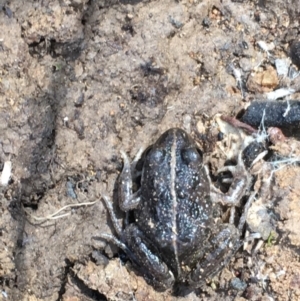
[66,181,77,199]
[275,58,290,77]
[183,114,191,133]
[246,66,279,93]
[92,251,109,266]
[74,93,84,107]
[4,6,13,18]
[230,277,247,291]
[196,120,206,134]
[261,66,279,89]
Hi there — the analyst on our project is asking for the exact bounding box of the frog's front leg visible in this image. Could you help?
[124,224,175,291]
[119,150,142,211]
[188,224,241,289]
[210,153,252,206]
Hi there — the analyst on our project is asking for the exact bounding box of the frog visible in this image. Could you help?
[100,128,252,292]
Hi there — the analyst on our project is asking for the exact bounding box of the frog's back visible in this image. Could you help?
[135,128,215,274]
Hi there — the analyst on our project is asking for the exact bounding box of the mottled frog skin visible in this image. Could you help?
[102,128,251,291]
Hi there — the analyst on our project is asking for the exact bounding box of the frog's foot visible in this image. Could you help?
[242,230,263,254]
[95,233,130,253]
[211,154,252,206]
[124,224,175,291]
[217,152,248,179]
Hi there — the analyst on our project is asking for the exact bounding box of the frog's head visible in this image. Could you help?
[143,128,203,171]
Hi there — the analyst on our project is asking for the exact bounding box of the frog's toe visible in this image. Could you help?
[217,161,247,177]
[144,270,175,292]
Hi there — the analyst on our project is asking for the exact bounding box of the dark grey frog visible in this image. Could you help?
[101,128,252,291]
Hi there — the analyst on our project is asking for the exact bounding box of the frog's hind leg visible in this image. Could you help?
[123,224,175,291]
[188,224,242,289]
[98,233,131,253]
[95,196,132,254]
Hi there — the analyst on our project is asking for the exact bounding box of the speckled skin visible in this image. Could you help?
[132,129,214,282]
[104,128,248,291]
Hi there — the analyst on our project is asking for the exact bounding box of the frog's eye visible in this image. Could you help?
[182,148,201,164]
[149,149,165,164]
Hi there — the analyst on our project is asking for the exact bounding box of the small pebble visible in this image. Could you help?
[127,13,133,20]
[0,161,12,186]
[196,120,206,134]
[246,66,279,93]
[66,181,77,199]
[74,93,84,107]
[183,114,191,133]
[92,251,109,266]
[3,6,13,18]
[230,277,247,291]
[275,58,290,77]
[202,17,211,28]
[74,119,85,139]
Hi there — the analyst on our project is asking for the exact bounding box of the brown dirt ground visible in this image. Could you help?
[1,0,300,300]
